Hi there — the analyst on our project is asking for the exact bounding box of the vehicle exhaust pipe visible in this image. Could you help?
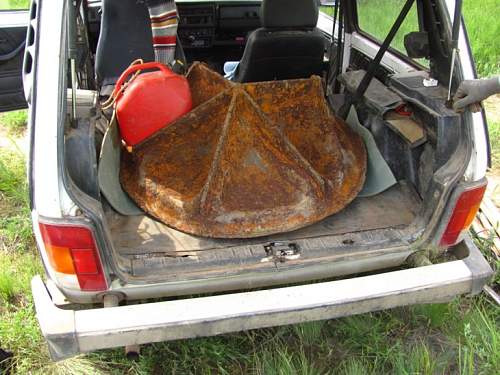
[125,345,140,360]
[102,294,120,308]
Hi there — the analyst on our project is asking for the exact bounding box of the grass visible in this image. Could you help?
[0,148,32,253]
[462,0,500,77]
[0,110,28,136]
[489,119,500,171]
[321,0,420,56]
[0,0,30,10]
[356,0,419,55]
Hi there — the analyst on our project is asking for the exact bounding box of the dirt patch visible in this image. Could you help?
[0,127,27,154]
[486,172,500,208]
[484,94,500,123]
[485,94,500,206]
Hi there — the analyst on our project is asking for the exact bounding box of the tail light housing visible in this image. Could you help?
[439,182,487,247]
[38,222,108,291]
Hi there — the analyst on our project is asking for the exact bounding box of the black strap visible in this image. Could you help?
[451,0,463,49]
[326,0,340,90]
[333,2,344,94]
[337,0,415,119]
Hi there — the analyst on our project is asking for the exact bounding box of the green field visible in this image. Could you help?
[356,0,419,56]
[1,1,499,374]
[489,119,500,171]
[462,0,500,77]
[0,0,29,10]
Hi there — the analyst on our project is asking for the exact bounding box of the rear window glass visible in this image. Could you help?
[356,0,419,56]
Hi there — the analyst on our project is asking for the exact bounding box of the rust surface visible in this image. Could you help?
[121,62,367,238]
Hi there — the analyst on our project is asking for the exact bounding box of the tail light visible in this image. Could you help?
[38,223,108,291]
[439,182,487,247]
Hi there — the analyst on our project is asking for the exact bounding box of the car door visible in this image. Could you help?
[0,3,29,112]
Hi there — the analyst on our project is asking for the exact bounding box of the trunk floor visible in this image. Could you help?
[106,182,421,256]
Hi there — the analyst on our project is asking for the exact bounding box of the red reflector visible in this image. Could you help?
[38,223,108,291]
[71,249,99,274]
[440,183,487,247]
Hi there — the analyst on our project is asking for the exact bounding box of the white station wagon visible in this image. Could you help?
[0,0,492,360]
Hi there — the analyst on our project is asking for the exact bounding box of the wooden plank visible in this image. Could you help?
[475,196,500,258]
[489,238,500,258]
[476,210,500,258]
[477,210,491,230]
[480,197,500,236]
[108,183,421,255]
[472,219,488,239]
[384,112,427,148]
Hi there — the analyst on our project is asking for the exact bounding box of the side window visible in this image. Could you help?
[0,0,30,10]
[356,0,420,58]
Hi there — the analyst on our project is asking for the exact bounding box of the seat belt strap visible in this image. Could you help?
[337,0,415,120]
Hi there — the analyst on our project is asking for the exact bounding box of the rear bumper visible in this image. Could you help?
[32,237,492,361]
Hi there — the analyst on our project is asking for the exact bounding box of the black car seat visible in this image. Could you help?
[95,0,186,91]
[233,0,325,83]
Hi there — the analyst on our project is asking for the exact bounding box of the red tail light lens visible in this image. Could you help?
[38,223,108,291]
[439,183,487,247]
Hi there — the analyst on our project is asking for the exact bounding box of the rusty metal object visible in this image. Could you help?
[121,62,367,238]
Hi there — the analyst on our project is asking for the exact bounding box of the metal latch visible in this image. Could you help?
[263,242,300,263]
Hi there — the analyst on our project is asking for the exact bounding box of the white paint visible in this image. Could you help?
[0,10,29,27]
[342,32,352,73]
[444,0,488,181]
[31,0,67,218]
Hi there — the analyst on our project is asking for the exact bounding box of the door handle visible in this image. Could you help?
[0,41,26,62]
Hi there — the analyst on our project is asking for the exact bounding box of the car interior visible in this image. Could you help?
[93,0,327,86]
[57,0,472,287]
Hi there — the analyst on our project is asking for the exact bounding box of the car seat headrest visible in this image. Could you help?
[261,0,319,29]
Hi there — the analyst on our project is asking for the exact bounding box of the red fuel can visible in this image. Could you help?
[113,62,192,147]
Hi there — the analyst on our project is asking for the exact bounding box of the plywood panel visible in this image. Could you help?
[107,182,421,256]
